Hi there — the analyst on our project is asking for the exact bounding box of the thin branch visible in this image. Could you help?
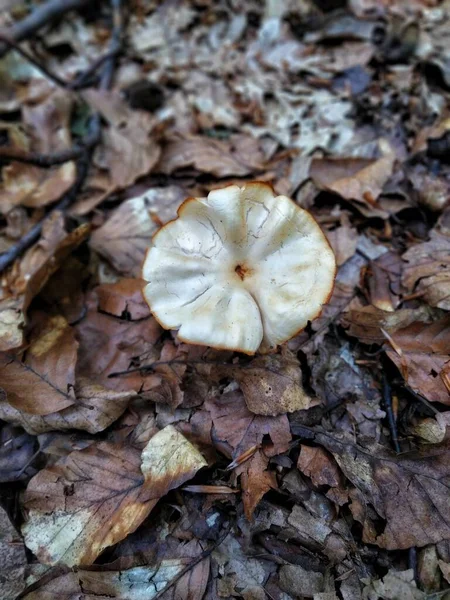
[382,372,401,454]
[0,0,123,274]
[0,0,91,56]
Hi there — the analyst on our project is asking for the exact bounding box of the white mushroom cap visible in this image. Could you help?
[142,182,336,354]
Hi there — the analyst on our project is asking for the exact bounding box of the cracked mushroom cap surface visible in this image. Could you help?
[142,182,336,354]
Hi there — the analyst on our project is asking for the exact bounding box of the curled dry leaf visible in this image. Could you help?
[0,505,26,600]
[0,379,134,435]
[90,187,184,277]
[22,425,206,566]
[0,212,89,351]
[385,317,450,404]
[402,229,450,310]
[83,90,161,189]
[1,89,76,213]
[0,315,77,415]
[310,139,396,217]
[156,134,267,177]
[317,432,450,549]
[231,353,313,416]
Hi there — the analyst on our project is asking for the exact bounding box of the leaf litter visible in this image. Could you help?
[0,0,449,598]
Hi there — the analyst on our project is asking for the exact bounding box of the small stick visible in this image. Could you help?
[0,0,123,274]
[0,0,91,55]
[152,523,231,600]
[382,372,401,453]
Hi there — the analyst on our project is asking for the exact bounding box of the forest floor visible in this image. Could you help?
[0,0,450,598]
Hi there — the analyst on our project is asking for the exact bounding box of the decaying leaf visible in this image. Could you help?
[205,391,291,458]
[386,317,450,404]
[83,90,161,189]
[317,432,450,549]
[156,134,266,177]
[0,213,89,351]
[402,229,450,310]
[0,379,134,435]
[0,505,26,600]
[22,425,206,566]
[1,89,76,213]
[231,352,313,416]
[90,187,184,277]
[362,569,424,600]
[237,449,277,520]
[310,140,396,216]
[0,315,78,415]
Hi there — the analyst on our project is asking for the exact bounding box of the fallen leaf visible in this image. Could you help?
[325,218,359,266]
[75,283,162,391]
[205,391,291,459]
[310,139,396,217]
[0,212,89,351]
[156,134,266,177]
[342,305,437,345]
[0,379,134,435]
[0,505,26,600]
[22,425,207,566]
[386,317,450,404]
[237,449,277,520]
[362,569,424,600]
[279,564,324,598]
[317,431,450,549]
[402,229,450,310]
[0,315,78,415]
[368,251,403,312]
[22,546,209,600]
[1,89,76,213]
[90,187,184,277]
[0,420,37,481]
[83,90,161,189]
[96,278,151,320]
[298,446,341,488]
[232,352,313,416]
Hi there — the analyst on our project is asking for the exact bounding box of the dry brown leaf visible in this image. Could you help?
[317,431,450,549]
[361,569,424,600]
[0,379,134,435]
[75,283,162,392]
[310,139,396,217]
[368,251,403,312]
[96,278,151,320]
[0,315,78,415]
[22,551,210,600]
[325,219,359,267]
[0,212,89,351]
[1,89,76,213]
[402,229,450,310]
[298,446,341,488]
[231,353,313,416]
[205,391,291,458]
[279,564,324,598]
[90,187,184,277]
[83,90,161,189]
[236,449,277,520]
[386,317,450,404]
[156,134,266,177]
[22,425,207,566]
[342,305,436,345]
[0,505,26,599]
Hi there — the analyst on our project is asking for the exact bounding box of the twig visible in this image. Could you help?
[382,372,401,453]
[0,0,123,274]
[152,523,231,600]
[0,0,91,56]
[0,131,99,167]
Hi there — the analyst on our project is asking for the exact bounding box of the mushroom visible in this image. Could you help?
[142,182,336,354]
